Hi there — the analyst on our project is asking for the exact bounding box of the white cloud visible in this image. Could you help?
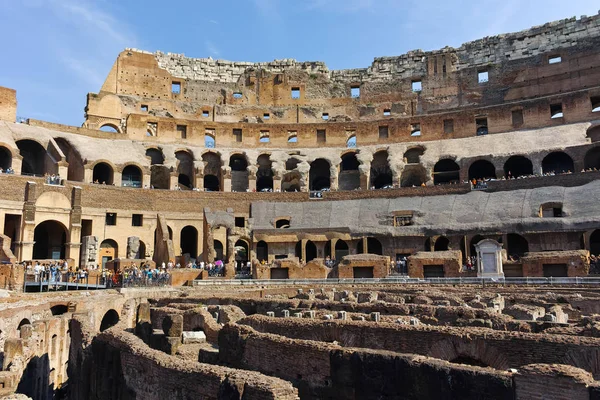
[205,40,221,57]
[209,19,219,24]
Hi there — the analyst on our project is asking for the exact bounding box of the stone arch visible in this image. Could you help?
[468,159,496,181]
[92,162,114,185]
[542,152,574,174]
[504,155,533,178]
[122,165,142,188]
[257,154,273,191]
[339,152,360,191]
[234,239,249,270]
[306,240,317,262]
[403,146,425,164]
[587,125,600,143]
[507,233,529,258]
[309,158,331,191]
[230,153,249,192]
[100,309,120,331]
[202,152,222,191]
[214,239,224,261]
[433,159,460,185]
[584,147,600,170]
[145,148,165,165]
[286,157,301,171]
[256,240,268,262]
[99,123,120,133]
[335,240,349,261]
[357,237,383,255]
[16,139,47,176]
[176,150,195,190]
[147,148,169,189]
[0,145,13,170]
[100,239,119,259]
[180,226,198,258]
[33,220,67,259]
[400,166,428,187]
[18,318,31,330]
[370,150,392,189]
[428,338,509,370]
[54,137,85,181]
[434,236,450,251]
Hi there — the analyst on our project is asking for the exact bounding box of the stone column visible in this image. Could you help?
[57,161,69,180]
[301,239,307,263]
[195,173,204,191]
[80,236,99,269]
[359,164,370,190]
[113,170,123,187]
[169,173,178,190]
[142,172,151,189]
[11,156,23,176]
[84,167,93,184]
[248,171,257,192]
[222,167,231,192]
[273,175,282,192]
[362,237,368,254]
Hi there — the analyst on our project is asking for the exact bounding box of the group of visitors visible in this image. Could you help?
[115,264,170,287]
[324,255,337,268]
[461,256,478,272]
[25,260,89,285]
[44,173,62,185]
[0,167,15,174]
[394,257,408,274]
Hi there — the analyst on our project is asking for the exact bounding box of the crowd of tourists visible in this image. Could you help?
[44,173,62,185]
[25,260,90,285]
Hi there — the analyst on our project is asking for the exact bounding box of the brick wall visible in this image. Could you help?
[0,87,16,122]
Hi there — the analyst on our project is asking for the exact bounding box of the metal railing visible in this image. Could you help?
[24,269,172,291]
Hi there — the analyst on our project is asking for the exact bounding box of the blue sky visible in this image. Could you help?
[0,0,598,126]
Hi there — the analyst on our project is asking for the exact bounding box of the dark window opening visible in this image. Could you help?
[275,219,290,229]
[379,126,389,139]
[412,80,422,92]
[383,109,391,116]
[171,82,181,94]
[504,155,533,178]
[260,131,270,143]
[433,159,460,185]
[410,123,421,137]
[233,92,243,99]
[591,96,600,112]
[177,125,187,139]
[468,160,496,181]
[322,113,329,120]
[540,205,563,218]
[476,117,488,135]
[202,110,210,117]
[263,113,270,120]
[105,213,117,226]
[141,105,148,112]
[478,70,489,84]
[233,129,243,143]
[317,129,326,143]
[444,119,454,134]
[550,103,563,119]
[235,217,245,228]
[351,86,360,98]
[549,55,562,64]
[542,152,574,174]
[132,214,143,227]
[512,109,524,126]
[291,88,300,99]
[404,147,424,164]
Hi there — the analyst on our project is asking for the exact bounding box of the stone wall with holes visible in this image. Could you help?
[0,87,16,123]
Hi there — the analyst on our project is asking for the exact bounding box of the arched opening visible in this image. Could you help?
[256,241,268,262]
[346,135,356,148]
[468,160,496,181]
[370,151,392,189]
[400,166,428,187]
[202,152,222,191]
[176,150,195,190]
[204,175,220,191]
[276,219,290,229]
[33,221,67,259]
[16,139,46,176]
[257,154,273,192]
[93,162,114,185]
[306,240,317,262]
[504,156,533,178]
[357,237,383,255]
[234,240,249,271]
[100,309,119,332]
[0,146,12,170]
[404,147,424,164]
[180,226,198,258]
[146,148,165,165]
[434,236,450,251]
[507,233,529,259]
[590,230,600,256]
[542,152,574,174]
[138,241,146,259]
[309,159,331,191]
[433,159,460,185]
[99,124,119,133]
[122,165,142,188]
[335,240,349,261]
[339,152,360,190]
[230,154,249,192]
[50,305,68,316]
[214,240,224,261]
[205,134,216,148]
[585,147,600,170]
[54,138,84,181]
[286,158,300,171]
[100,239,118,260]
[18,318,31,330]
[450,356,489,367]
[587,125,600,143]
[425,238,431,251]
[295,241,302,259]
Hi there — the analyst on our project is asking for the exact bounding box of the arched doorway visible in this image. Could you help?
[176,150,195,190]
[403,147,424,164]
[18,318,31,330]
[584,147,600,170]
[180,226,198,258]
[138,241,147,259]
[256,241,268,262]
[257,154,274,192]
[357,237,383,255]
[434,236,450,251]
[202,152,222,191]
[590,230,600,256]
[234,239,249,271]
[433,159,460,185]
[468,160,496,181]
[54,138,84,181]
[100,239,118,268]
[93,162,114,184]
[0,146,12,170]
[100,124,119,133]
[339,152,360,191]
[214,240,224,261]
[335,240,349,261]
[100,309,119,331]
[309,159,331,191]
[146,148,165,165]
[230,154,249,192]
[370,151,392,189]
[504,156,533,178]
[122,165,142,188]
[33,221,67,259]
[542,152,574,174]
[400,166,428,187]
[507,233,529,259]
[16,139,46,176]
[306,240,317,262]
[147,148,169,189]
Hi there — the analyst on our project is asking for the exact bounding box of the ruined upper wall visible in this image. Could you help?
[145,13,600,83]
[0,87,17,123]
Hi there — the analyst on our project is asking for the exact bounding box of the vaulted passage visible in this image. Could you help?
[504,156,533,178]
[590,230,600,256]
[309,159,331,191]
[55,137,84,181]
[100,309,120,332]
[93,162,114,184]
[180,226,198,259]
[257,154,273,192]
[0,146,11,170]
[542,152,574,174]
[370,151,392,189]
[176,151,195,190]
[339,152,360,190]
[33,220,67,259]
[122,165,142,188]
[468,160,496,181]
[203,152,222,191]
[357,237,383,255]
[584,147,600,170]
[230,154,249,192]
[401,165,427,187]
[433,159,460,185]
[507,233,529,258]
[17,140,46,176]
